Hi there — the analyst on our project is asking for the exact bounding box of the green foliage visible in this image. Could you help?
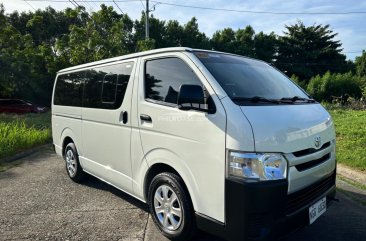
[212,27,237,53]
[134,13,166,49]
[181,17,210,49]
[307,71,362,101]
[254,31,277,63]
[165,20,184,47]
[0,113,51,159]
[137,38,156,51]
[133,15,210,50]
[56,4,132,65]
[0,4,62,105]
[290,74,307,90]
[355,50,366,76]
[0,9,33,99]
[290,74,300,83]
[362,85,366,99]
[276,21,350,82]
[211,26,256,58]
[211,26,279,62]
[0,5,364,107]
[329,109,366,171]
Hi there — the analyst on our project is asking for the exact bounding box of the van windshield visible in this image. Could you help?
[194,51,313,105]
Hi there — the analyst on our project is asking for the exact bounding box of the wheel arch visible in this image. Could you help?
[143,163,197,212]
[62,136,74,157]
[60,127,82,157]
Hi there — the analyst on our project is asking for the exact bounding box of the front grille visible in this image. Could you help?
[293,141,331,157]
[286,171,335,215]
[295,153,331,172]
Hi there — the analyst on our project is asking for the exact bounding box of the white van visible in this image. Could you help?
[52,47,336,241]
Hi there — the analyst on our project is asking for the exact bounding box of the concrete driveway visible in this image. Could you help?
[0,146,365,241]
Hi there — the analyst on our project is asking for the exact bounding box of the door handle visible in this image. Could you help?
[140,114,152,122]
[120,111,128,124]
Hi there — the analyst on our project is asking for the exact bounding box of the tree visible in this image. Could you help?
[235,26,255,57]
[211,27,236,53]
[181,17,210,49]
[1,5,363,106]
[254,31,277,63]
[8,7,85,46]
[0,4,33,99]
[133,13,166,50]
[276,21,349,81]
[55,5,133,65]
[164,20,184,47]
[211,26,278,60]
[137,38,156,51]
[355,50,366,76]
[211,26,255,56]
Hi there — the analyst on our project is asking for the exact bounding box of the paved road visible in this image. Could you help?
[0,146,365,241]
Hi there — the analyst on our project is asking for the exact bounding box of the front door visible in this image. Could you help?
[137,53,227,222]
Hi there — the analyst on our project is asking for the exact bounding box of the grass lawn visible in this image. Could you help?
[329,109,366,171]
[0,112,52,162]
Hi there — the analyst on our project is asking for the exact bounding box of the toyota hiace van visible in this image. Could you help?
[52,47,336,241]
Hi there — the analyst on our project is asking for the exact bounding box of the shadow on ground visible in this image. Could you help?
[81,174,224,241]
[79,174,366,241]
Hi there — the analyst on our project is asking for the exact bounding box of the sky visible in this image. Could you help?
[1,0,366,60]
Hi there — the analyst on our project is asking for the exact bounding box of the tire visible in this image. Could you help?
[64,142,85,183]
[148,172,196,241]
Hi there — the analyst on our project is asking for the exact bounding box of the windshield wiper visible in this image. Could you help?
[280,96,316,103]
[231,96,280,104]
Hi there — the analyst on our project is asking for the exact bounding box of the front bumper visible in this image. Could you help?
[196,170,336,241]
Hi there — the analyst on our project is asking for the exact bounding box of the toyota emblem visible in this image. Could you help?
[314,136,322,148]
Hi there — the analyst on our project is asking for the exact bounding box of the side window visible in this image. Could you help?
[102,74,118,103]
[54,71,84,107]
[145,58,202,105]
[83,62,134,109]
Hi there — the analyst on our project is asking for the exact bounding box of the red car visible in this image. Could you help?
[0,99,48,114]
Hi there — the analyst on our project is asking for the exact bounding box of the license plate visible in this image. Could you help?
[309,197,326,224]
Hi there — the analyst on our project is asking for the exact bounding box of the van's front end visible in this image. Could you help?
[193,51,336,241]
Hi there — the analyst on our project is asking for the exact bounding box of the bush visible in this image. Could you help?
[0,113,51,159]
[290,74,307,90]
[0,121,50,159]
[307,71,363,102]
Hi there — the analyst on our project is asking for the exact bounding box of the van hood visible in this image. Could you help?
[240,104,335,154]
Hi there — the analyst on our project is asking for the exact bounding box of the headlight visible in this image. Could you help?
[227,151,287,181]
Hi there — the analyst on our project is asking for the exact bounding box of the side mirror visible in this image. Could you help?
[177,85,206,111]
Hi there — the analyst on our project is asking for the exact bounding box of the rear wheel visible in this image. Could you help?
[64,142,85,183]
[148,172,196,241]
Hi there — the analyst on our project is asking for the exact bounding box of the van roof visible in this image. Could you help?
[58,47,197,73]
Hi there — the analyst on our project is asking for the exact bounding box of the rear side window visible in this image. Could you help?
[145,58,202,105]
[54,72,84,106]
[101,74,118,103]
[83,62,134,109]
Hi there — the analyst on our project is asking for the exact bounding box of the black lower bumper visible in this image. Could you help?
[196,170,336,241]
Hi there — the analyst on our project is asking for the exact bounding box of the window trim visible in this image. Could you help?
[145,98,178,108]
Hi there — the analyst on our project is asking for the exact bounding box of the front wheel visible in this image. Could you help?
[64,142,85,183]
[148,172,196,241]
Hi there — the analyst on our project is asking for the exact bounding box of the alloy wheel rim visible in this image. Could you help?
[65,149,76,177]
[154,185,183,231]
